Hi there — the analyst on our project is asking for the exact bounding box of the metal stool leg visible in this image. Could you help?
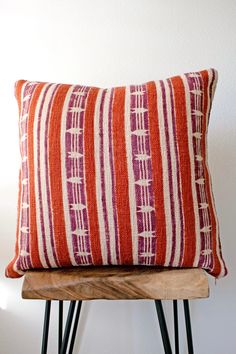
[60,301,76,354]
[183,300,194,354]
[68,301,82,354]
[41,299,193,354]
[58,301,63,353]
[41,300,51,354]
[173,300,179,354]
[155,300,172,354]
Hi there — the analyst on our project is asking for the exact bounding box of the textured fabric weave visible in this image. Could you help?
[6,69,227,278]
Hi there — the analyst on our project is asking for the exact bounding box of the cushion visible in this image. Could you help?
[6,68,227,278]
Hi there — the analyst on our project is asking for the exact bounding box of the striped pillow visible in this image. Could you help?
[6,69,227,278]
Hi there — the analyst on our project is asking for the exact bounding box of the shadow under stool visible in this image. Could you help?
[22,267,209,354]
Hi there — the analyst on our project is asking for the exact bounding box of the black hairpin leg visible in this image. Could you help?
[58,301,63,353]
[41,300,82,354]
[68,301,82,354]
[173,300,179,354]
[155,300,172,354]
[183,300,194,354]
[41,300,51,354]
[60,301,76,354]
[40,299,194,354]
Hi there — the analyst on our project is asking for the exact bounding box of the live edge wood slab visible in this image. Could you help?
[22,267,209,301]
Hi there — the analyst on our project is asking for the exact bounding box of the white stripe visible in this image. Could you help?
[39,83,58,267]
[182,75,201,267]
[155,81,172,266]
[103,89,118,264]
[164,80,181,266]
[61,85,78,266]
[125,87,139,264]
[33,85,49,268]
[94,89,108,264]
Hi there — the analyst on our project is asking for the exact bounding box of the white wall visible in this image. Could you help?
[0,1,235,353]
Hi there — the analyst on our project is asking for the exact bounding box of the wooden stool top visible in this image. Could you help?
[22,267,209,301]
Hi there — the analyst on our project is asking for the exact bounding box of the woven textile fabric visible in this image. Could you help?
[6,69,227,278]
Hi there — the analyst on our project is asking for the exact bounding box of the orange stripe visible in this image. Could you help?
[200,70,221,276]
[84,88,103,264]
[48,84,71,266]
[112,87,133,264]
[28,83,46,268]
[171,76,196,266]
[147,82,166,265]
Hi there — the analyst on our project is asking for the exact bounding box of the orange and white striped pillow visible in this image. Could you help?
[6,69,227,278]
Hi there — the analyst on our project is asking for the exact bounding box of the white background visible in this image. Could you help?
[0,1,235,353]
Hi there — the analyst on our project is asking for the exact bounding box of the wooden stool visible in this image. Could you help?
[22,267,209,354]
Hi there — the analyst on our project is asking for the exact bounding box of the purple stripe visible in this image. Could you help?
[141,83,157,264]
[185,72,212,268]
[99,89,112,264]
[160,80,176,267]
[202,70,214,269]
[65,87,80,236]
[66,85,92,264]
[186,73,205,267]
[167,79,184,266]
[130,85,144,263]
[44,84,61,267]
[187,73,205,234]
[108,88,120,264]
[130,84,156,265]
[77,86,92,262]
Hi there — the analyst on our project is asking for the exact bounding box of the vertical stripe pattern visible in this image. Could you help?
[6,69,227,278]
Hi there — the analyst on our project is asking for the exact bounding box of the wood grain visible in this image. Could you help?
[22,267,209,300]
